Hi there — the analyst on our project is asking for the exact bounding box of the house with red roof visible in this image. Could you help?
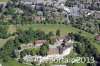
[34,40,47,47]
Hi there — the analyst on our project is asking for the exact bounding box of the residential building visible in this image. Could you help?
[48,47,59,55]
[69,5,80,16]
[62,36,73,47]
[34,16,46,22]
[91,12,100,19]
[34,40,47,46]
[15,8,24,14]
[21,0,54,5]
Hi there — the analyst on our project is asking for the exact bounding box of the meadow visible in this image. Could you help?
[17,24,93,37]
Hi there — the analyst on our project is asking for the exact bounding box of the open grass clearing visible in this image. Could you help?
[8,25,17,34]
[16,24,93,37]
[0,36,15,48]
[0,0,9,2]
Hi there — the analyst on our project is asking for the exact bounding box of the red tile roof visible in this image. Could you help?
[35,40,47,44]
[48,48,59,55]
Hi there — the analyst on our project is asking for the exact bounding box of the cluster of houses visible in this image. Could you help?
[21,0,55,5]
[81,8,100,19]
[19,0,81,22]
[2,0,100,23]
[1,0,100,22]
[19,0,100,22]
[16,35,73,64]
[82,21,96,30]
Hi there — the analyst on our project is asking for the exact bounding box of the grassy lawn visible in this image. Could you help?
[0,0,9,2]
[8,25,17,34]
[17,24,92,37]
[92,42,100,54]
[0,59,32,66]
[0,25,16,48]
[0,39,7,48]
[0,36,15,48]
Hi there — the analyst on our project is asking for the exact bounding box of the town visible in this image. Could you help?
[0,0,100,66]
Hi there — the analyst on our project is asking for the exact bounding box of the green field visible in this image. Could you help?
[0,0,9,2]
[0,39,7,48]
[8,25,17,34]
[0,36,15,48]
[0,25,16,48]
[17,24,93,37]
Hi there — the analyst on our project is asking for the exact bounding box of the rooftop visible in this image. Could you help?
[48,47,59,55]
[34,40,47,44]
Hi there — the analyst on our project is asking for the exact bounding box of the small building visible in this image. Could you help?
[4,16,12,20]
[96,35,100,41]
[15,8,24,14]
[34,16,46,22]
[21,0,53,5]
[48,48,59,55]
[20,0,33,4]
[92,12,100,19]
[69,5,80,16]
[62,36,73,47]
[30,5,35,10]
[34,40,47,46]
[33,0,53,5]
[37,11,43,16]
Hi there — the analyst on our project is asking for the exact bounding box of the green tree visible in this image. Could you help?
[56,29,60,36]
[30,49,36,56]
[40,63,45,66]
[18,58,24,63]
[40,43,49,56]
[45,63,50,66]
[50,37,56,44]
[32,61,37,66]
